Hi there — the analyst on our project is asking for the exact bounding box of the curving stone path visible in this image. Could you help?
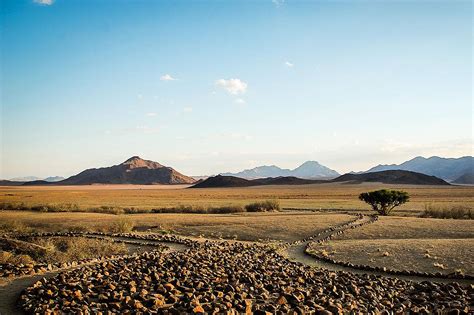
[283,215,474,285]
[1,219,473,314]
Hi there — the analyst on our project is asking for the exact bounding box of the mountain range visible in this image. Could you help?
[192,170,449,188]
[3,155,473,186]
[221,161,340,179]
[9,176,65,182]
[365,156,473,183]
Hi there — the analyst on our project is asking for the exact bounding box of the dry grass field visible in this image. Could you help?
[314,238,474,275]
[311,216,474,276]
[1,184,473,278]
[0,211,352,242]
[335,216,474,239]
[1,184,473,313]
[1,183,473,215]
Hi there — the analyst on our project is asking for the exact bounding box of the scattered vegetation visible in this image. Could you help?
[151,204,244,214]
[359,189,409,216]
[0,237,127,265]
[0,220,32,233]
[245,200,280,212]
[421,204,473,220]
[1,184,473,214]
[0,201,281,214]
[0,251,35,265]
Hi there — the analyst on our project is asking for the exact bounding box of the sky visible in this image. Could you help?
[1,0,472,179]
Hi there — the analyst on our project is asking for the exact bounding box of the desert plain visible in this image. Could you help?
[0,183,473,313]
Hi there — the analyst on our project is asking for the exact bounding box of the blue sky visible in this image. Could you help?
[1,0,472,178]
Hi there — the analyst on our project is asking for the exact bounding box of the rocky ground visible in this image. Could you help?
[17,242,473,314]
[1,217,472,314]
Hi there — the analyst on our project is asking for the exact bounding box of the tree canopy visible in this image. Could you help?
[359,189,410,216]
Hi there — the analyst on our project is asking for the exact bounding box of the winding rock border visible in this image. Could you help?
[17,240,473,314]
[0,232,191,279]
[304,216,474,280]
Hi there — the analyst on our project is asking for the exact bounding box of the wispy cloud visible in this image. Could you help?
[146,112,157,117]
[160,74,177,81]
[182,107,193,113]
[234,98,246,105]
[285,61,294,67]
[272,0,284,8]
[33,0,54,5]
[215,78,248,95]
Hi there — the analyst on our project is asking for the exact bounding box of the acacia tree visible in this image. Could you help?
[359,189,409,216]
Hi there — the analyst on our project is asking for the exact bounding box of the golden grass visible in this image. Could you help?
[335,216,474,240]
[0,211,352,242]
[314,238,474,275]
[0,237,127,265]
[1,183,472,215]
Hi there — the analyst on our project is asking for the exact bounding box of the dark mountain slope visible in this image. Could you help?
[191,175,254,188]
[333,170,449,185]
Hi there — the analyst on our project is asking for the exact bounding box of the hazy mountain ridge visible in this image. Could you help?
[365,156,473,182]
[452,169,474,185]
[221,161,339,179]
[8,176,65,182]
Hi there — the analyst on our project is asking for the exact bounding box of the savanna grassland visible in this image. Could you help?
[1,183,473,215]
[1,183,473,313]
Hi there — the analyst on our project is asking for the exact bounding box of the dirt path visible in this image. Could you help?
[283,215,474,285]
[0,239,188,315]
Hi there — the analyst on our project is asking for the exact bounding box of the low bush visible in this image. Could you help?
[0,202,28,211]
[0,251,35,265]
[245,200,280,212]
[0,201,279,215]
[421,204,473,220]
[109,217,135,233]
[152,204,245,214]
[0,220,32,233]
[87,206,124,215]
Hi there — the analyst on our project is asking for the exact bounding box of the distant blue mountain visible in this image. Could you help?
[365,156,473,182]
[221,161,339,179]
[9,176,65,182]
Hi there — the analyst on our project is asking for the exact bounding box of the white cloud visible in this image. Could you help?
[234,98,246,105]
[34,0,54,5]
[146,112,157,117]
[183,107,193,113]
[215,78,248,95]
[272,0,284,8]
[160,74,177,81]
[285,61,294,67]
